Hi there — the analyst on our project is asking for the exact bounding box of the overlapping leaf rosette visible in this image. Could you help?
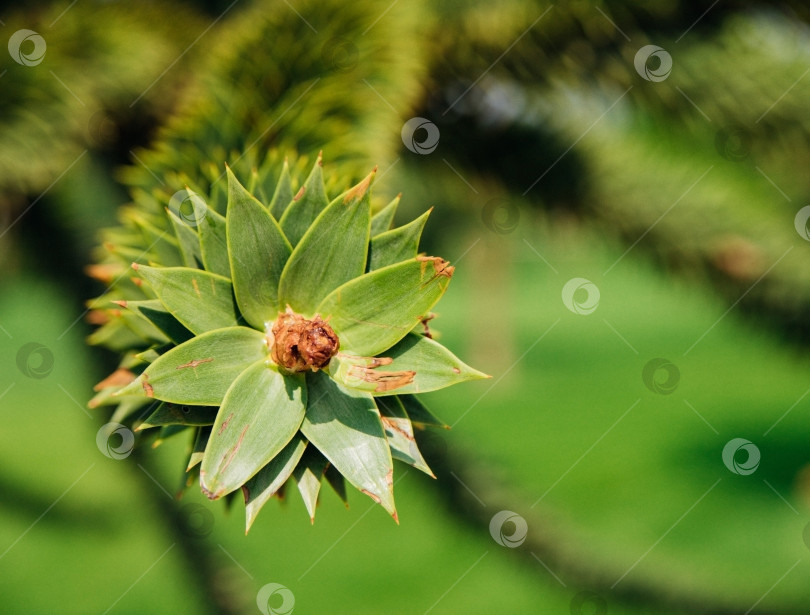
[88,153,487,529]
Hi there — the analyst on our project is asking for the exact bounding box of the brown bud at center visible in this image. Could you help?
[268,308,340,372]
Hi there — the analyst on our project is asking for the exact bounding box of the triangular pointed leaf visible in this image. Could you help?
[137,402,218,430]
[370,194,400,236]
[278,170,374,313]
[200,363,306,499]
[116,326,266,405]
[369,209,431,270]
[226,168,292,328]
[198,203,231,278]
[167,209,203,269]
[268,158,294,220]
[317,257,454,356]
[293,447,329,523]
[376,396,434,477]
[374,334,489,396]
[324,463,348,506]
[301,371,396,518]
[279,154,329,246]
[152,424,188,448]
[133,264,240,334]
[108,398,153,425]
[126,210,184,268]
[399,394,449,429]
[244,435,307,532]
[118,299,193,345]
[188,426,211,470]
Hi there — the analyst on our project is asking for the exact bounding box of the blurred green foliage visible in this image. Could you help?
[3,0,810,614]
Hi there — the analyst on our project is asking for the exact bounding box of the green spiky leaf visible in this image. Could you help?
[137,402,218,430]
[399,394,448,430]
[293,447,329,522]
[369,209,431,270]
[133,265,240,334]
[370,194,400,236]
[201,362,306,499]
[301,371,396,518]
[116,327,266,405]
[226,168,292,328]
[268,159,295,220]
[317,257,453,356]
[279,153,329,245]
[278,171,373,312]
[244,435,307,532]
[198,203,231,277]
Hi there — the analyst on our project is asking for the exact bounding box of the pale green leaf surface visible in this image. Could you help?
[369,208,430,270]
[244,435,307,532]
[116,326,266,405]
[268,159,294,220]
[301,371,396,518]
[134,265,240,335]
[399,394,448,429]
[376,396,433,476]
[167,209,202,269]
[317,257,453,356]
[278,172,373,312]
[279,156,329,246]
[200,363,306,499]
[137,402,217,430]
[370,194,400,236]
[226,168,292,328]
[293,447,329,522]
[198,204,231,277]
[373,334,489,396]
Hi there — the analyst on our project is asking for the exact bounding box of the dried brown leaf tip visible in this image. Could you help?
[94,368,136,391]
[269,307,340,372]
[343,167,376,203]
[417,256,454,278]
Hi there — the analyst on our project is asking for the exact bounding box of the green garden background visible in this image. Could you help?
[2,1,810,613]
